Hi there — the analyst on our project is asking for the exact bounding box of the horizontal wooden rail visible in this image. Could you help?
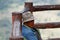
[33,22,60,29]
[25,2,60,12]
[33,5,60,12]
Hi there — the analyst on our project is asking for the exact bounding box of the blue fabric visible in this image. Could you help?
[22,25,38,40]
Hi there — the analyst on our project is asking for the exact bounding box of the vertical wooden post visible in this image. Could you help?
[9,12,24,40]
[25,2,33,12]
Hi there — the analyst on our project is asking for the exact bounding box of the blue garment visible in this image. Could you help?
[22,25,38,40]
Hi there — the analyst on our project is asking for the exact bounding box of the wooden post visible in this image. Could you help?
[25,2,33,12]
[9,12,24,40]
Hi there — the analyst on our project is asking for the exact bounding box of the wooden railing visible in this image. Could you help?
[25,2,60,29]
[24,2,60,40]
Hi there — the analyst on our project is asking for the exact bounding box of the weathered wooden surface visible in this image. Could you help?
[9,12,23,40]
[34,22,60,29]
[33,5,60,12]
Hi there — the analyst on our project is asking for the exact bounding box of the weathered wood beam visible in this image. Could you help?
[33,22,60,29]
[33,5,60,12]
[25,2,60,12]
[9,12,24,40]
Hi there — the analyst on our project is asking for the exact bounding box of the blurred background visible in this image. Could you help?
[0,0,60,40]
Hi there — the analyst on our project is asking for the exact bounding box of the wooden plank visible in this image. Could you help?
[25,2,60,12]
[33,22,60,29]
[33,5,60,12]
